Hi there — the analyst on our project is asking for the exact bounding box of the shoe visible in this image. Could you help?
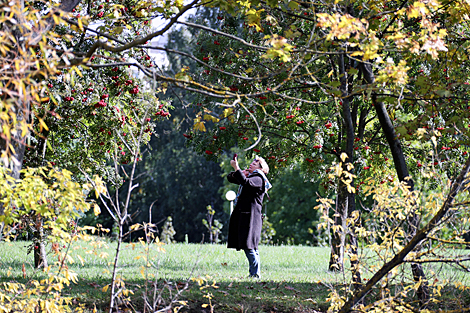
[248,274,260,279]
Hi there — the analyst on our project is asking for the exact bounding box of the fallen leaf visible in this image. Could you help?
[285,285,297,291]
[88,282,101,289]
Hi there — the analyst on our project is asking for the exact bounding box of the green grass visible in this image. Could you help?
[0,240,336,312]
[1,240,470,312]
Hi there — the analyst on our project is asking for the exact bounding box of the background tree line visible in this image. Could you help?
[79,8,326,246]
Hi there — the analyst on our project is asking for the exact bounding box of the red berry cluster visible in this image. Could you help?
[94,100,107,108]
[130,87,139,94]
[155,111,169,117]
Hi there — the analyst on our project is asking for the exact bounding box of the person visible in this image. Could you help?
[227,155,271,278]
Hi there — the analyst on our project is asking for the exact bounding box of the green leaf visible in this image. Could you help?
[396,126,407,135]
[435,90,452,97]
[112,27,125,35]
[416,76,427,87]
[266,0,278,7]
[347,68,359,75]
[288,1,299,10]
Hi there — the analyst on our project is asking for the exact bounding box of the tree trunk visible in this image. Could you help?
[360,63,429,307]
[329,187,345,272]
[109,222,123,312]
[347,186,362,290]
[33,215,48,269]
[328,53,363,291]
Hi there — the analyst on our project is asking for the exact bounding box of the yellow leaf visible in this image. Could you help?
[340,152,348,162]
[66,254,75,264]
[347,184,356,194]
[102,284,109,292]
[193,121,206,132]
[203,114,220,123]
[53,14,61,25]
[93,176,106,198]
[38,118,49,131]
[130,224,141,231]
[93,203,101,216]
[223,108,233,118]
[350,51,364,57]
[416,128,427,138]
[77,255,85,266]
[20,122,29,137]
[74,66,83,78]
[246,68,253,74]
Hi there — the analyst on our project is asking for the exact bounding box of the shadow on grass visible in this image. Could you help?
[82,278,330,313]
[0,273,330,313]
[63,278,470,313]
[3,273,470,313]
[184,280,330,313]
[3,270,470,313]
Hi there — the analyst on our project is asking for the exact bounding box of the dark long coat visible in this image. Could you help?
[227,170,266,250]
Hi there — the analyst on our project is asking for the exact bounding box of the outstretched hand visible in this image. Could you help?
[230,158,240,171]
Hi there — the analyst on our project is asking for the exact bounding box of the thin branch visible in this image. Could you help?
[338,156,470,313]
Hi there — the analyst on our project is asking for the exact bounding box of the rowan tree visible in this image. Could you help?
[180,0,470,310]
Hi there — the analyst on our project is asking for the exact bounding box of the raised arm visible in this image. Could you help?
[232,170,263,190]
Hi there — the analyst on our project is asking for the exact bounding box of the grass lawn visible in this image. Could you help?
[1,239,470,312]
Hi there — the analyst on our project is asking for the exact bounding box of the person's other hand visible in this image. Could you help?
[242,169,250,176]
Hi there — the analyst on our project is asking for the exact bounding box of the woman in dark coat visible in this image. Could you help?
[227,155,271,278]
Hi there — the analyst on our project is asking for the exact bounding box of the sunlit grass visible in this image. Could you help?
[1,239,470,312]
[0,240,338,282]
